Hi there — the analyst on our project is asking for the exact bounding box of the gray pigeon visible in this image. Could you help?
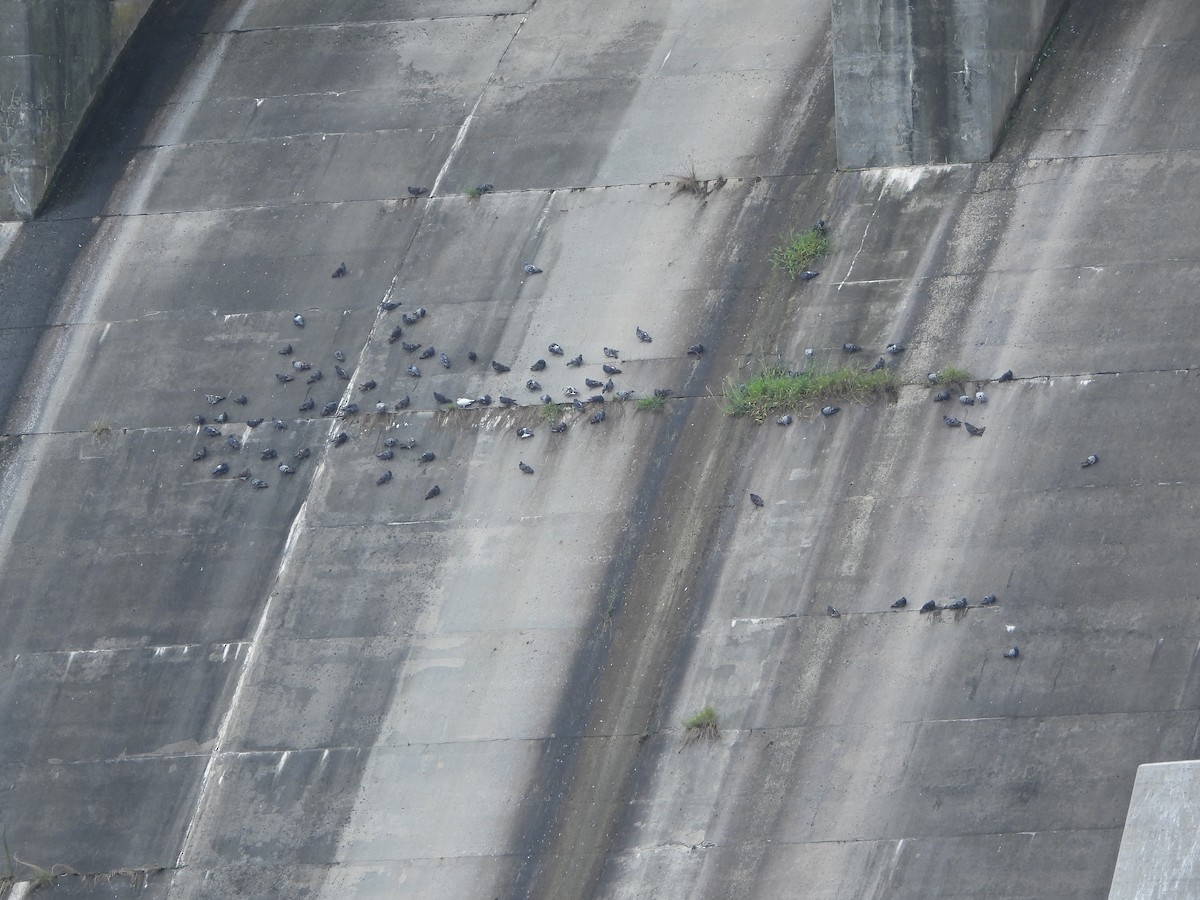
[1003,647,1020,659]
[321,402,338,416]
[260,448,277,460]
[886,343,905,354]
[492,361,511,373]
[749,493,765,507]
[193,447,207,461]
[306,371,322,384]
[273,418,287,430]
[964,422,985,436]
[517,427,534,439]
[377,470,393,485]
[294,447,311,459]
[248,416,266,426]
[871,357,885,371]
[821,406,840,416]
[958,395,974,405]
[377,449,394,460]
[826,605,840,618]
[237,469,252,480]
[407,186,427,197]
[292,314,305,327]
[226,436,241,451]
[204,426,221,437]
[919,600,938,613]
[343,403,358,415]
[335,366,350,380]
[387,326,404,345]
[567,355,584,368]
[777,415,793,426]
[360,379,377,392]
[433,392,450,405]
[425,484,441,499]
[205,394,225,405]
[518,461,534,474]
[636,326,653,343]
[891,597,907,608]
[250,478,269,489]
[551,421,568,433]
[211,462,229,476]
[332,432,348,446]
[233,394,248,405]
[396,395,411,409]
[214,411,228,423]
[407,365,421,378]
[604,347,620,359]
[418,451,435,463]
[440,353,451,369]
[945,597,968,610]
[278,345,292,356]
[944,416,961,427]
[419,346,435,360]
[522,263,542,275]
[585,378,603,389]
[798,271,819,281]
[531,359,547,371]
[383,437,399,448]
[981,594,997,606]
[998,370,1014,382]
[527,380,542,392]
[687,344,705,357]
[278,464,296,475]
[381,301,399,311]
[933,390,951,402]
[276,373,294,384]
[402,342,421,353]
[540,394,553,404]
[548,343,565,356]
[842,343,860,354]
[1081,454,1099,468]
[334,350,346,362]
[475,183,494,194]
[292,360,311,371]
[589,409,606,424]
[332,262,347,278]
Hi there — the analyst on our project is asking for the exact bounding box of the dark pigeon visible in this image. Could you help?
[604,347,620,359]
[981,594,997,606]
[332,432,348,446]
[821,406,840,416]
[636,326,653,343]
[381,301,399,311]
[886,343,905,354]
[388,326,404,345]
[402,342,421,353]
[998,370,1014,382]
[814,219,827,235]
[407,365,421,378]
[964,422,985,436]
[250,478,269,489]
[233,394,248,405]
[360,379,377,392]
[1003,647,1020,659]
[425,484,441,499]
[260,448,277,460]
[799,271,819,281]
[522,263,542,275]
[332,262,347,278]
[499,396,517,407]
[321,402,338,416]
[377,449,394,460]
[226,436,241,451]
[871,357,885,372]
[215,411,228,423]
[468,351,478,363]
[343,403,359,415]
[193,415,206,426]
[237,469,251,480]
[654,388,673,398]
[531,359,547,372]
[567,355,584,368]
[551,421,568,433]
[1082,454,1099,468]
[276,373,294,384]
[278,345,292,356]
[292,314,305,327]
[396,395,411,409]
[687,344,705,357]
[433,392,450,405]
[945,597,968,610]
[749,493,765,507]
[919,600,938,613]
[603,380,614,394]
[211,463,229,477]
[777,415,793,426]
[891,597,908,609]
[205,394,225,405]
[397,438,417,450]
[407,186,427,197]
[548,343,565,356]
[294,447,311,459]
[826,605,840,618]
[193,447,208,461]
[475,183,494,194]
[585,378,603,389]
[377,470,393,485]
[944,416,961,427]
[588,395,605,404]
[306,371,322,384]
[335,366,350,380]
[517,427,534,439]
[527,380,542,392]
[933,390,951,402]
[248,416,266,426]
[492,361,511,373]
[419,346,436,360]
[273,418,287,431]
[204,426,221,437]
[842,343,860,354]
[518,461,534,474]
[334,350,346,362]
[602,364,622,375]
[440,353,451,369]
[589,409,606,424]
[474,395,491,406]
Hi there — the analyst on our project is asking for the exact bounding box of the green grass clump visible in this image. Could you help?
[465,186,484,199]
[682,705,720,744]
[933,366,971,386]
[533,403,569,423]
[724,366,896,422]
[770,227,830,278]
[636,395,667,412]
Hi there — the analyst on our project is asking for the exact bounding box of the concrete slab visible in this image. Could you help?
[1109,760,1200,900]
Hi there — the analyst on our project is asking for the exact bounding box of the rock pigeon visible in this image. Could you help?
[826,605,840,618]
[401,342,421,353]
[814,219,828,235]
[588,395,605,404]
[193,447,207,461]
[334,366,349,381]
[567,355,584,368]
[273,418,287,431]
[332,432,348,446]
[636,326,653,343]
[440,353,451,369]
[799,271,819,281]
[475,395,491,406]
[821,406,840,416]
[214,411,228,423]
[233,394,248,405]
[402,312,420,326]
[425,484,441,499]
[527,380,542,392]
[377,449,394,460]
[334,350,346,362]
[492,361,511,374]
[260,448,277,460]
[1082,454,1099,468]
[981,594,997,606]
[456,398,474,409]
[602,364,622,375]
[204,426,221,437]
[602,380,614,394]
[687,344,705,357]
[211,462,229,476]
[749,493,765,507]
[321,402,338,416]
[250,478,269,489]
[380,301,399,311]
[418,451,435,463]
[654,388,674,398]
[407,365,421,378]
[964,422,985,436]
[616,390,634,401]
[933,390,951,402]
[205,394,225,405]
[1003,647,1020,659]
[278,345,292,356]
[237,469,251,480]
[548,343,565,356]
[466,351,478,363]
[226,436,241,451]
[499,396,517,407]
[518,461,534,474]
[397,438,417,449]
[276,373,294,384]
[919,600,938,613]
[777,415,793,426]
[292,314,305,327]
[294,447,311,459]
[975,391,988,403]
[842,343,860,354]
[585,378,603,389]
[871,357,886,371]
[360,379,377,392]
[332,262,347,278]
[945,597,968,610]
[419,346,435,360]
[306,371,322,384]
[529,359,548,373]
[522,263,542,275]
[551,421,568,433]
[886,343,905,354]
[396,395,411,409]
[517,427,534,439]
[475,183,494,194]
[433,392,450,405]
[943,416,961,427]
[927,373,939,383]
[891,597,907,608]
[589,409,606,424]
[998,369,1014,382]
[407,186,427,197]
[278,463,296,475]
[563,386,579,397]
[387,326,404,345]
[377,470,393,485]
[193,415,206,426]
[248,416,266,426]
[604,347,620,359]
[804,348,814,359]
[958,395,974,406]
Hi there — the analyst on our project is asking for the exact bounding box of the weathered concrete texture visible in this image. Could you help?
[0,0,156,219]
[1109,761,1200,900]
[832,0,1067,167]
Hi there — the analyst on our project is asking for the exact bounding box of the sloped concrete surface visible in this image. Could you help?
[1,1,1199,898]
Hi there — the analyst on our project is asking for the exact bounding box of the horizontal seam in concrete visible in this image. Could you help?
[203,10,534,35]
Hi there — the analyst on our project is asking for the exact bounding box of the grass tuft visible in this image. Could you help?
[724,365,896,422]
[682,705,721,745]
[933,366,971,386]
[465,186,483,199]
[88,421,112,442]
[533,402,569,423]
[770,227,830,278]
[636,395,667,412]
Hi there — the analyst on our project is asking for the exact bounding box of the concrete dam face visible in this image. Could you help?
[1,1,1198,898]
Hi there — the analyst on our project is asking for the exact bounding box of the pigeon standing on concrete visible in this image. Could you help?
[749,493,765,507]
[602,363,622,375]
[958,395,975,405]
[944,416,961,427]
[919,600,938,613]
[933,390,951,402]
[332,262,347,278]
[871,357,885,371]
[821,406,840,416]
[377,470,393,485]
[964,422,985,436]
[604,347,620,359]
[945,597,968,610]
[211,462,229,476]
[1003,647,1020,659]
[518,461,534,474]
[636,326,653,343]
[407,186,427,197]
[1082,454,1099,468]
[425,484,441,499]
[548,343,565,356]
[891,597,908,609]
[522,263,543,275]
[886,343,905,354]
[492,361,511,374]
[981,594,997,605]
[998,370,1014,382]
[407,365,421,378]
[418,451,435,463]
[567,355,584,368]
[292,314,305,327]
[777,415,793,426]
[826,605,840,618]
[842,342,860,354]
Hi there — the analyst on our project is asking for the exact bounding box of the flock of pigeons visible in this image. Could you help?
[190,257,689,497]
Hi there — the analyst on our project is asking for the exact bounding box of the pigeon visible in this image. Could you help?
[1003,647,1020,659]
[193,415,207,426]
[237,469,251,480]
[943,416,961,427]
[826,605,840,618]
[527,380,542,392]
[945,597,968,610]
[292,314,305,327]
[891,597,908,609]
[233,394,248,405]
[749,493,765,507]
[419,346,436,360]
[360,380,377,392]
[636,326,653,343]
[402,312,420,326]
[964,422,985,436]
[572,400,584,411]
[1081,454,1099,468]
[294,447,311,459]
[564,386,580,397]
[260,448,277,461]
[475,395,491,406]
[344,403,359,415]
[396,395,411,409]
[440,353,451,369]
[886,343,905,354]
[377,449,394,461]
[250,478,269,489]
[567,355,584,368]
[604,347,620,359]
[407,365,421,378]
[193,447,208,461]
[919,600,938,613]
[377,470,393,485]
[407,186,427,197]
[204,426,221,437]
[292,360,311,372]
[273,418,288,430]
[492,361,511,374]
[278,464,296,475]
[381,301,399,311]
[615,390,634,401]
[425,484,441,499]
[588,395,605,404]
[551,421,568,433]
[687,344,705,357]
[248,416,266,426]
[278,345,292,356]
[306,371,323,384]
[334,366,350,381]
[589,409,606,424]
[517,427,534,439]
[468,351,478,363]
[927,373,939,383]
[933,390,951,402]
[418,452,435,463]
[958,395,974,405]
[433,392,451,405]
[522,263,543,275]
[401,342,421,353]
[814,219,828,235]
[214,411,228,423]
[518,461,534,474]
[397,438,417,450]
[602,364,622,375]
[548,343,565,356]
[456,398,474,408]
[332,432,349,446]
[321,402,338,416]
[276,373,294,384]
[585,378,603,389]
[334,350,346,362]
[205,394,225,405]
[980,594,997,606]
[975,391,988,403]
[383,437,400,448]
[804,348,814,359]
[842,343,860,354]
[529,359,547,372]
[998,370,1014,382]
[387,326,404,345]
[226,436,242,451]
[777,415,793,426]
[871,357,886,372]
[332,262,347,278]
[475,183,494,194]
[798,271,819,281]
[602,380,614,394]
[821,406,840,416]
[499,396,517,407]
[211,462,229,476]
[654,388,674,398]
